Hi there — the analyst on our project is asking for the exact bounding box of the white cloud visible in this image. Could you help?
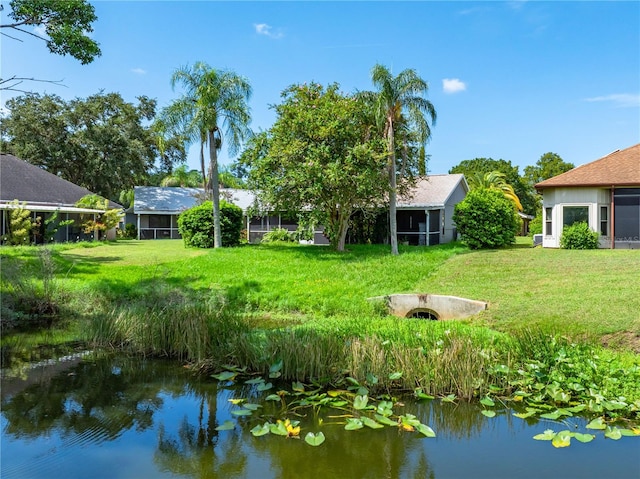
[584,94,640,108]
[131,68,147,75]
[254,23,283,39]
[442,78,467,94]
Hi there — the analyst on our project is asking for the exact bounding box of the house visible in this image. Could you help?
[132,186,330,243]
[535,143,640,249]
[132,173,468,246]
[132,186,261,240]
[0,153,121,243]
[395,174,469,245]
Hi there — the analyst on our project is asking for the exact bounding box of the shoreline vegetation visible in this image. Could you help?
[1,239,639,425]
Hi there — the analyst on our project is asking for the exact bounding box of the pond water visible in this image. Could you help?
[1,351,639,479]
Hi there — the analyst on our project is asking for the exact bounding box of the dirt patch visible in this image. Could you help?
[600,331,640,354]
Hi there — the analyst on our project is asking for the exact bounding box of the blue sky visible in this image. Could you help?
[2,1,639,176]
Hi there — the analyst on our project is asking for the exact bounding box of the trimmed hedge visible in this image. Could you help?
[453,188,519,249]
[177,200,243,248]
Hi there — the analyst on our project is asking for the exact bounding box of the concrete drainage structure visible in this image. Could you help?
[370,294,488,320]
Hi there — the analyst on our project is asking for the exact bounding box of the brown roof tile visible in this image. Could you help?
[535,143,640,189]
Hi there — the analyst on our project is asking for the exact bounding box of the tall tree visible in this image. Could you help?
[1,92,179,201]
[242,83,388,251]
[524,152,575,186]
[449,157,537,216]
[160,165,203,187]
[468,171,523,211]
[164,62,252,248]
[368,64,436,255]
[1,0,101,92]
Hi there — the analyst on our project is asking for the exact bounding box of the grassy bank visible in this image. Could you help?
[1,240,639,420]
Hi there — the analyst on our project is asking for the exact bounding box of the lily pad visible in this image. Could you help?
[304,432,326,446]
[480,397,495,407]
[345,418,363,430]
[481,410,496,418]
[212,371,237,381]
[362,417,384,429]
[551,430,572,448]
[250,423,270,437]
[586,417,607,430]
[605,426,622,440]
[215,420,235,431]
[231,408,253,417]
[353,395,369,410]
[533,429,556,441]
[415,423,436,438]
[374,414,398,426]
[572,432,595,443]
[269,421,289,436]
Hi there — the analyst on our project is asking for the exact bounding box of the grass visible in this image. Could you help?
[416,246,640,347]
[2,239,639,416]
[2,239,638,346]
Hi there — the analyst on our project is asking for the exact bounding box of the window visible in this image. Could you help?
[149,215,171,228]
[545,207,552,236]
[600,206,608,236]
[562,206,589,227]
[614,189,640,242]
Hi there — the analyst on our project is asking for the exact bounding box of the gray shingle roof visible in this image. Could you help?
[397,174,468,208]
[0,153,121,209]
[133,187,256,213]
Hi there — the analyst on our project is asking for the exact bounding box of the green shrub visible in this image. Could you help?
[560,222,599,249]
[177,200,243,248]
[117,223,137,239]
[3,200,35,245]
[453,188,519,249]
[261,227,295,243]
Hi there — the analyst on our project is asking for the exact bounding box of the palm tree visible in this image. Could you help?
[369,64,436,255]
[164,62,252,247]
[160,165,203,187]
[469,171,523,211]
[153,104,206,189]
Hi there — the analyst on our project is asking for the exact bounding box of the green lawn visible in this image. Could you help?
[3,239,639,350]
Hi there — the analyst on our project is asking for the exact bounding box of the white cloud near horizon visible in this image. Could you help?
[254,23,283,39]
[584,93,640,108]
[131,68,147,75]
[442,78,467,94]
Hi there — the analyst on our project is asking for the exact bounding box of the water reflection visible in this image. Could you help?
[2,353,638,479]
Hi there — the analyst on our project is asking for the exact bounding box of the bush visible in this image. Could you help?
[528,215,542,237]
[261,227,295,243]
[453,188,519,249]
[560,222,599,249]
[177,200,244,248]
[117,223,137,239]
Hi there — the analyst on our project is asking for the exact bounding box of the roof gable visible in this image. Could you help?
[535,143,640,189]
[0,154,121,208]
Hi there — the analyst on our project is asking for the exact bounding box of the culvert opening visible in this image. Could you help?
[407,308,439,320]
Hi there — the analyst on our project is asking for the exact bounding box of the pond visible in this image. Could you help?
[1,351,639,479]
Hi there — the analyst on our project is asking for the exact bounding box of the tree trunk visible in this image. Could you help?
[209,129,222,248]
[388,117,399,255]
[336,210,351,252]
[200,141,207,191]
